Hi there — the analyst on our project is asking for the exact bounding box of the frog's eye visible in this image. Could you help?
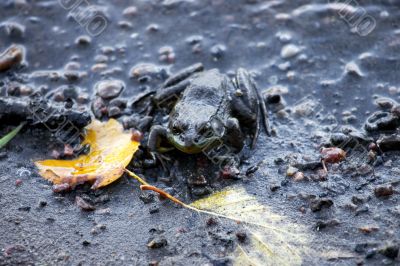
[198,122,213,137]
[172,123,183,135]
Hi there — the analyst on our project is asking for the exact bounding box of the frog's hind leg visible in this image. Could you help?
[231,68,270,148]
[153,63,204,105]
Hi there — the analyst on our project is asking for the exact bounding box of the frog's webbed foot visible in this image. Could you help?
[153,63,204,107]
[231,68,270,148]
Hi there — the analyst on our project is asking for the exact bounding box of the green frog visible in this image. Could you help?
[147,63,269,170]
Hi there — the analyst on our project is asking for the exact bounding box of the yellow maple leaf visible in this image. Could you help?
[190,187,311,266]
[35,119,140,189]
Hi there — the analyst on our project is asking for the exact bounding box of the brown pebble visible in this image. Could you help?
[131,130,143,142]
[75,196,95,211]
[0,44,24,72]
[15,179,22,186]
[359,226,379,234]
[321,147,346,163]
[293,171,305,181]
[63,144,74,157]
[374,185,394,197]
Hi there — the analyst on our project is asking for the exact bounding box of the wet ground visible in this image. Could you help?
[1,0,400,265]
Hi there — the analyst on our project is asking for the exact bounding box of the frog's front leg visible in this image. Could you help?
[153,63,204,105]
[225,117,245,152]
[148,125,174,153]
[231,68,270,148]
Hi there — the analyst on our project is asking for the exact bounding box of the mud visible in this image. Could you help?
[1,0,400,265]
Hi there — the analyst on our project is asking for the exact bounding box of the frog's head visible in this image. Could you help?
[167,107,225,154]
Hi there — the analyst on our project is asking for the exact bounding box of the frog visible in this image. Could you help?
[147,63,269,171]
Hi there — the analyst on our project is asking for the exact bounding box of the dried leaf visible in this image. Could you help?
[190,187,311,266]
[35,119,140,189]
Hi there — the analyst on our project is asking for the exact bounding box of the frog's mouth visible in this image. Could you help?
[168,135,221,154]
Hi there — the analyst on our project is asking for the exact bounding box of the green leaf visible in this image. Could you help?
[0,122,26,149]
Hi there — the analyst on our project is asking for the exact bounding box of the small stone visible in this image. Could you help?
[310,198,333,212]
[18,206,30,212]
[286,166,298,177]
[236,232,247,243]
[315,219,340,230]
[95,80,124,99]
[82,240,91,246]
[147,237,167,249]
[359,226,379,234]
[15,179,22,186]
[92,97,107,118]
[122,6,138,17]
[39,200,47,208]
[293,171,305,181]
[139,193,155,204]
[374,185,394,197]
[131,130,143,142]
[3,22,25,38]
[269,184,280,192]
[210,44,226,60]
[0,44,24,72]
[149,205,159,214]
[75,196,95,211]
[345,61,364,77]
[280,44,302,59]
[63,144,74,157]
[379,244,399,259]
[91,224,106,235]
[75,35,91,45]
[107,106,121,117]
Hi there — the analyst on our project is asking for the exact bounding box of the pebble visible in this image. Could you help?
[345,61,364,77]
[91,224,106,235]
[107,106,121,117]
[0,44,24,72]
[374,185,394,197]
[280,44,302,59]
[379,244,399,259]
[293,171,305,181]
[147,237,167,249]
[139,193,155,204]
[75,196,96,211]
[210,44,226,60]
[286,166,298,177]
[310,198,333,212]
[95,80,124,100]
[75,35,91,46]
[122,6,138,17]
[3,22,25,38]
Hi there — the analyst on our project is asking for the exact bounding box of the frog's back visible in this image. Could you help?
[181,69,227,107]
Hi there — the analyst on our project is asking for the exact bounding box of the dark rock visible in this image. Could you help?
[149,205,159,214]
[236,232,247,243]
[374,185,394,197]
[18,206,31,212]
[379,244,399,259]
[310,198,333,212]
[147,237,167,249]
[365,111,399,132]
[139,193,155,204]
[315,219,340,230]
[377,134,400,152]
